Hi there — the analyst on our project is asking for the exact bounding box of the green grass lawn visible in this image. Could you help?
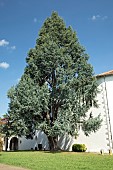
[0,151,113,170]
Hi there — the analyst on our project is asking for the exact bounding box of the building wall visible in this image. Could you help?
[70,75,113,153]
[18,130,49,150]
[104,76,113,141]
[3,131,49,151]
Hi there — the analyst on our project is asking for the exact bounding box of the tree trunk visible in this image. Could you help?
[5,136,8,151]
[48,136,60,151]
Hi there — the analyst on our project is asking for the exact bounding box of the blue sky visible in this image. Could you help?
[0,0,113,117]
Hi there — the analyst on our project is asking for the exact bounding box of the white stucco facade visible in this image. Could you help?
[73,73,113,153]
[3,131,49,151]
[3,70,113,153]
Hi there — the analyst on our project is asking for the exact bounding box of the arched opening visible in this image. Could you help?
[9,137,18,151]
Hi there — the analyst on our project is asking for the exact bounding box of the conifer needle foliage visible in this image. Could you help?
[7,12,102,150]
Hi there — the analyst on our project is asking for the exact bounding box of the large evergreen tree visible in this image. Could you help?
[7,12,102,150]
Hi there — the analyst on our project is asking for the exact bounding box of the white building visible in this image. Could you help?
[74,70,113,153]
[3,70,113,153]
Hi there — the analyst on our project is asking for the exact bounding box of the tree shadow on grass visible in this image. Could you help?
[43,150,72,154]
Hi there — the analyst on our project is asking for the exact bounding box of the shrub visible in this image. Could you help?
[72,144,87,152]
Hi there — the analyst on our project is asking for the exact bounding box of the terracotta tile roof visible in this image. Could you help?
[0,118,8,125]
[96,70,113,77]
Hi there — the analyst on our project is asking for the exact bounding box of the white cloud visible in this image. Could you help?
[91,15,100,21]
[0,39,16,50]
[11,46,16,50]
[91,15,108,21]
[7,45,16,51]
[0,39,9,46]
[0,62,9,69]
[33,18,37,23]
[102,16,108,20]
[92,15,96,20]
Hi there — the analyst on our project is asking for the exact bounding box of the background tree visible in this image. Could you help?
[0,116,11,151]
[7,12,102,150]
[0,119,3,152]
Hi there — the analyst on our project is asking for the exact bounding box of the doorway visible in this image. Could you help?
[10,137,18,151]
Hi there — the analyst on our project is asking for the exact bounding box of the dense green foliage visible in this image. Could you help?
[0,151,113,170]
[72,144,87,152]
[6,12,102,150]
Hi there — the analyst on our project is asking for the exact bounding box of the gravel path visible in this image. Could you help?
[0,164,29,170]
